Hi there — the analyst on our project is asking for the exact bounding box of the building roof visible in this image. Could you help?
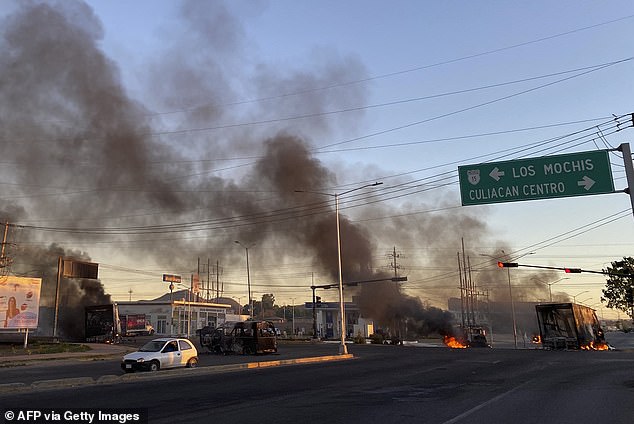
[116,289,236,309]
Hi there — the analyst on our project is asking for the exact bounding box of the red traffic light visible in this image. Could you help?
[497,262,519,268]
[564,268,582,273]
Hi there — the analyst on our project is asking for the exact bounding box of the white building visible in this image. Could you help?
[117,290,243,337]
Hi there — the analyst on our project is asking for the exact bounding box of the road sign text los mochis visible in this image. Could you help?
[458,150,615,206]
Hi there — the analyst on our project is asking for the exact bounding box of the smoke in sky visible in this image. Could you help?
[0,1,557,339]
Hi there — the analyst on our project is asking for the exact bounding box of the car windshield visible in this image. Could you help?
[139,340,166,352]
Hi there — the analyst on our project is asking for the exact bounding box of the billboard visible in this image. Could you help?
[0,276,42,329]
[62,258,99,279]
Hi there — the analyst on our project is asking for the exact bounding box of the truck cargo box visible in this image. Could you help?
[85,304,122,343]
[535,303,605,350]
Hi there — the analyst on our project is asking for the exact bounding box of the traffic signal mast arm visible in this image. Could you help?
[311,276,407,290]
[497,261,628,276]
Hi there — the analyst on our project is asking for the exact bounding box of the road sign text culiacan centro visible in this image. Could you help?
[458,150,614,206]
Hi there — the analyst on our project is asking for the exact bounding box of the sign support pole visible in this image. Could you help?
[53,257,62,340]
[619,143,634,219]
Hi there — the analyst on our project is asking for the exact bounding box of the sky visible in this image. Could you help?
[1,0,633,321]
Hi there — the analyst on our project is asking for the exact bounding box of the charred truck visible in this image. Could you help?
[199,320,278,355]
[462,325,489,347]
[535,303,606,350]
[85,304,122,343]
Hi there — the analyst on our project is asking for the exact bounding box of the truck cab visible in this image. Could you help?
[464,326,489,348]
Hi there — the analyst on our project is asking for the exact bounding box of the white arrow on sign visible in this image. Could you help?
[489,167,505,181]
[577,176,596,191]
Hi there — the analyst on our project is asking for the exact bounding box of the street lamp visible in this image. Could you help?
[296,181,383,355]
[484,251,534,349]
[572,290,589,304]
[532,277,570,302]
[291,297,296,339]
[235,241,255,318]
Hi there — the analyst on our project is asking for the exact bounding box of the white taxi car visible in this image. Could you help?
[121,338,198,372]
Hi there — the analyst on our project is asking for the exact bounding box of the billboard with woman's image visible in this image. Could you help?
[0,276,42,329]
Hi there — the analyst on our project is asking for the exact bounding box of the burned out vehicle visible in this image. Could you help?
[535,303,607,350]
[85,304,122,343]
[444,325,490,349]
[463,326,489,348]
[369,329,402,345]
[199,320,278,355]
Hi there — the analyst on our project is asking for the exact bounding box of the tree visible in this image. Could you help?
[251,293,276,318]
[601,257,634,319]
[261,293,275,313]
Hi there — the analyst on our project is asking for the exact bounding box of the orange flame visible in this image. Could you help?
[444,335,468,349]
[580,341,609,351]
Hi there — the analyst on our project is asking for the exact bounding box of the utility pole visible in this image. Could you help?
[207,258,211,302]
[291,297,296,340]
[467,255,476,326]
[197,257,200,302]
[216,260,221,301]
[311,273,317,339]
[389,246,401,278]
[457,252,466,328]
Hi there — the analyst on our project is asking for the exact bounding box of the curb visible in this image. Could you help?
[31,377,95,390]
[0,354,355,395]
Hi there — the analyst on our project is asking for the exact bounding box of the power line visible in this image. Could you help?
[143,14,634,118]
[138,59,631,139]
[316,60,631,151]
[7,116,630,236]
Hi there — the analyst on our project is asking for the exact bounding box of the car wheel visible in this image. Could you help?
[149,361,160,372]
[186,357,198,368]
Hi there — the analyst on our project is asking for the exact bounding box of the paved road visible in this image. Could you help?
[1,342,633,424]
[1,332,632,386]
[0,341,350,385]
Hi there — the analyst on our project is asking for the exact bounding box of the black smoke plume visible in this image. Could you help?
[0,1,554,341]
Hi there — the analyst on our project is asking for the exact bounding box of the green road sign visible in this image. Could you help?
[458,150,615,206]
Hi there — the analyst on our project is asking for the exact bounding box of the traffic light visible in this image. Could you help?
[497,262,519,268]
[564,268,582,273]
[315,296,322,306]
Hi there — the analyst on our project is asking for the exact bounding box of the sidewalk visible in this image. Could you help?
[0,343,135,364]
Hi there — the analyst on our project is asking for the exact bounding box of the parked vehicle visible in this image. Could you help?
[85,304,122,343]
[121,314,155,336]
[535,302,607,350]
[199,320,278,355]
[121,338,198,372]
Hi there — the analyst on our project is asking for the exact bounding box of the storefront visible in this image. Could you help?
[117,299,234,337]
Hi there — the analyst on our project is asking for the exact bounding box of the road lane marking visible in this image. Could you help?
[441,379,533,424]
